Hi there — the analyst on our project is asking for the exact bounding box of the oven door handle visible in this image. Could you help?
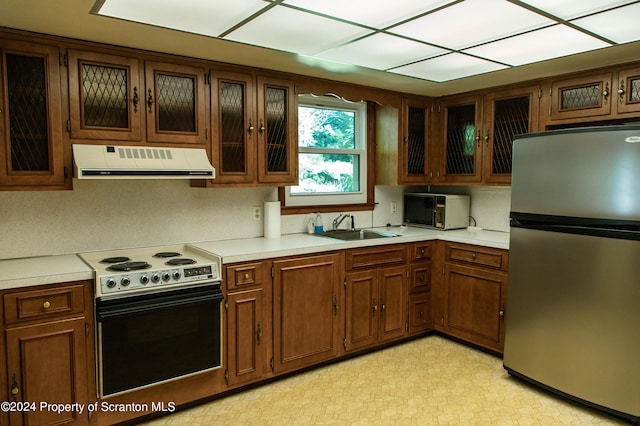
[97,289,223,321]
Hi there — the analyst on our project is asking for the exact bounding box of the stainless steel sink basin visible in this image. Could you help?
[316,229,399,241]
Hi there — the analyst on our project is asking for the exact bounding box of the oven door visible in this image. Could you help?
[96,282,223,397]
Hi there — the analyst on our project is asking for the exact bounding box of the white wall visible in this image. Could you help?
[0,181,510,260]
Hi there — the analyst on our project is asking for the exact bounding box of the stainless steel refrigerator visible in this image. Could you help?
[504,125,640,423]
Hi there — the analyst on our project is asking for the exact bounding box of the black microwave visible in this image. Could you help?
[403,193,470,230]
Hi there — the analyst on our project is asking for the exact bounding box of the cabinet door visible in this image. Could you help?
[483,86,539,184]
[616,68,640,114]
[6,317,89,426]
[256,76,297,184]
[378,266,408,343]
[344,270,378,352]
[400,98,431,183]
[226,289,264,386]
[549,73,613,121]
[211,71,256,184]
[440,95,483,183]
[443,263,507,353]
[144,61,208,144]
[67,50,142,141]
[0,40,65,186]
[273,253,341,373]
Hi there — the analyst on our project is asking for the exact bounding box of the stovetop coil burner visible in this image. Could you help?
[101,256,131,264]
[165,258,196,266]
[107,261,152,272]
[154,252,182,258]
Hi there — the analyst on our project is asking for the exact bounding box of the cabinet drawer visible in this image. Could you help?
[410,261,431,294]
[411,242,433,261]
[345,245,407,270]
[226,262,264,291]
[3,284,85,325]
[444,243,508,271]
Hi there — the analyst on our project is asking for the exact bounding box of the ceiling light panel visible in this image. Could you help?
[97,0,267,37]
[463,24,612,66]
[389,53,508,82]
[518,0,636,20]
[389,0,554,50]
[224,5,371,55]
[571,3,640,44]
[317,33,449,70]
[282,0,452,28]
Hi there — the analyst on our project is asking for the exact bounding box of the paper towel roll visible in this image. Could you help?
[264,201,281,238]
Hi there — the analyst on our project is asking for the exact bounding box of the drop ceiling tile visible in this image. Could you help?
[282,0,452,28]
[224,5,371,55]
[97,0,267,37]
[388,0,554,50]
[518,0,635,20]
[463,24,612,66]
[571,3,640,44]
[317,33,449,70]
[389,53,508,82]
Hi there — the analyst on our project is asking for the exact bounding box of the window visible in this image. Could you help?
[284,94,367,207]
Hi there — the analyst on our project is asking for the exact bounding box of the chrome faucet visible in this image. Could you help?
[332,213,350,230]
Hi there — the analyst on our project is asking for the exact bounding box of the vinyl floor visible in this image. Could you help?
[140,336,628,425]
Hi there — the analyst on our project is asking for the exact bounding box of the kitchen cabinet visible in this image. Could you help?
[0,39,66,187]
[438,85,539,185]
[2,281,93,426]
[67,50,142,142]
[544,66,640,126]
[440,242,508,353]
[343,245,409,352]
[68,51,207,145]
[272,252,342,374]
[224,261,271,387]
[208,72,297,186]
[408,242,433,334]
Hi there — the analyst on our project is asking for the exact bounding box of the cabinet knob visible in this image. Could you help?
[43,300,51,309]
[471,253,477,260]
[10,374,19,399]
[244,273,251,280]
[419,310,424,317]
[618,81,626,103]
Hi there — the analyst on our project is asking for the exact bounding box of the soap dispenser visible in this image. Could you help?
[314,213,324,233]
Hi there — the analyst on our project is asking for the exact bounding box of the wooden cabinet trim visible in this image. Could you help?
[3,283,85,325]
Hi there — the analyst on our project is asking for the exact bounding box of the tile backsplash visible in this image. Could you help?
[0,181,510,259]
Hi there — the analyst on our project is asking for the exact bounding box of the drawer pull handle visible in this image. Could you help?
[10,374,19,399]
[244,273,251,280]
[471,253,477,259]
[43,301,51,309]
[419,310,424,317]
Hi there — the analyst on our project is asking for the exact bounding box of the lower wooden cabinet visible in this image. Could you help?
[439,242,508,353]
[272,252,342,374]
[344,245,409,352]
[2,281,93,426]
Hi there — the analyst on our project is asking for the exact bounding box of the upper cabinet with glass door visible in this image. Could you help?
[616,68,640,115]
[256,76,296,184]
[68,52,208,145]
[67,50,142,142]
[401,98,434,183]
[0,40,66,187]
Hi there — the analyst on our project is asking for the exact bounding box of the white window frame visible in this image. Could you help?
[284,94,367,207]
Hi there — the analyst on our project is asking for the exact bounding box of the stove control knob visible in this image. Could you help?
[106,278,117,288]
[121,277,131,287]
[140,275,149,285]
[173,271,181,280]
[151,273,160,283]
[162,272,171,281]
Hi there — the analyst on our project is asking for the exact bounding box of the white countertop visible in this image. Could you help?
[193,227,509,264]
[0,227,509,290]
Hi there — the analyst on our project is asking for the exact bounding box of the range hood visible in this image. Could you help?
[73,144,215,179]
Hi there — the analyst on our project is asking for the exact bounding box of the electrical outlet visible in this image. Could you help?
[253,206,262,221]
[390,201,397,214]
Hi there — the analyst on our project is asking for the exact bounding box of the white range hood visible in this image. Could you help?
[73,144,215,179]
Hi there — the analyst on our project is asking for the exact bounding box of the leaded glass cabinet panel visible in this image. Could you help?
[68,50,141,141]
[0,40,65,186]
[549,73,612,121]
[617,69,640,114]
[211,71,256,184]
[440,95,482,183]
[145,61,207,145]
[256,76,296,184]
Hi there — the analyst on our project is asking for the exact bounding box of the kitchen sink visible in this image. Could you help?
[316,229,400,241]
